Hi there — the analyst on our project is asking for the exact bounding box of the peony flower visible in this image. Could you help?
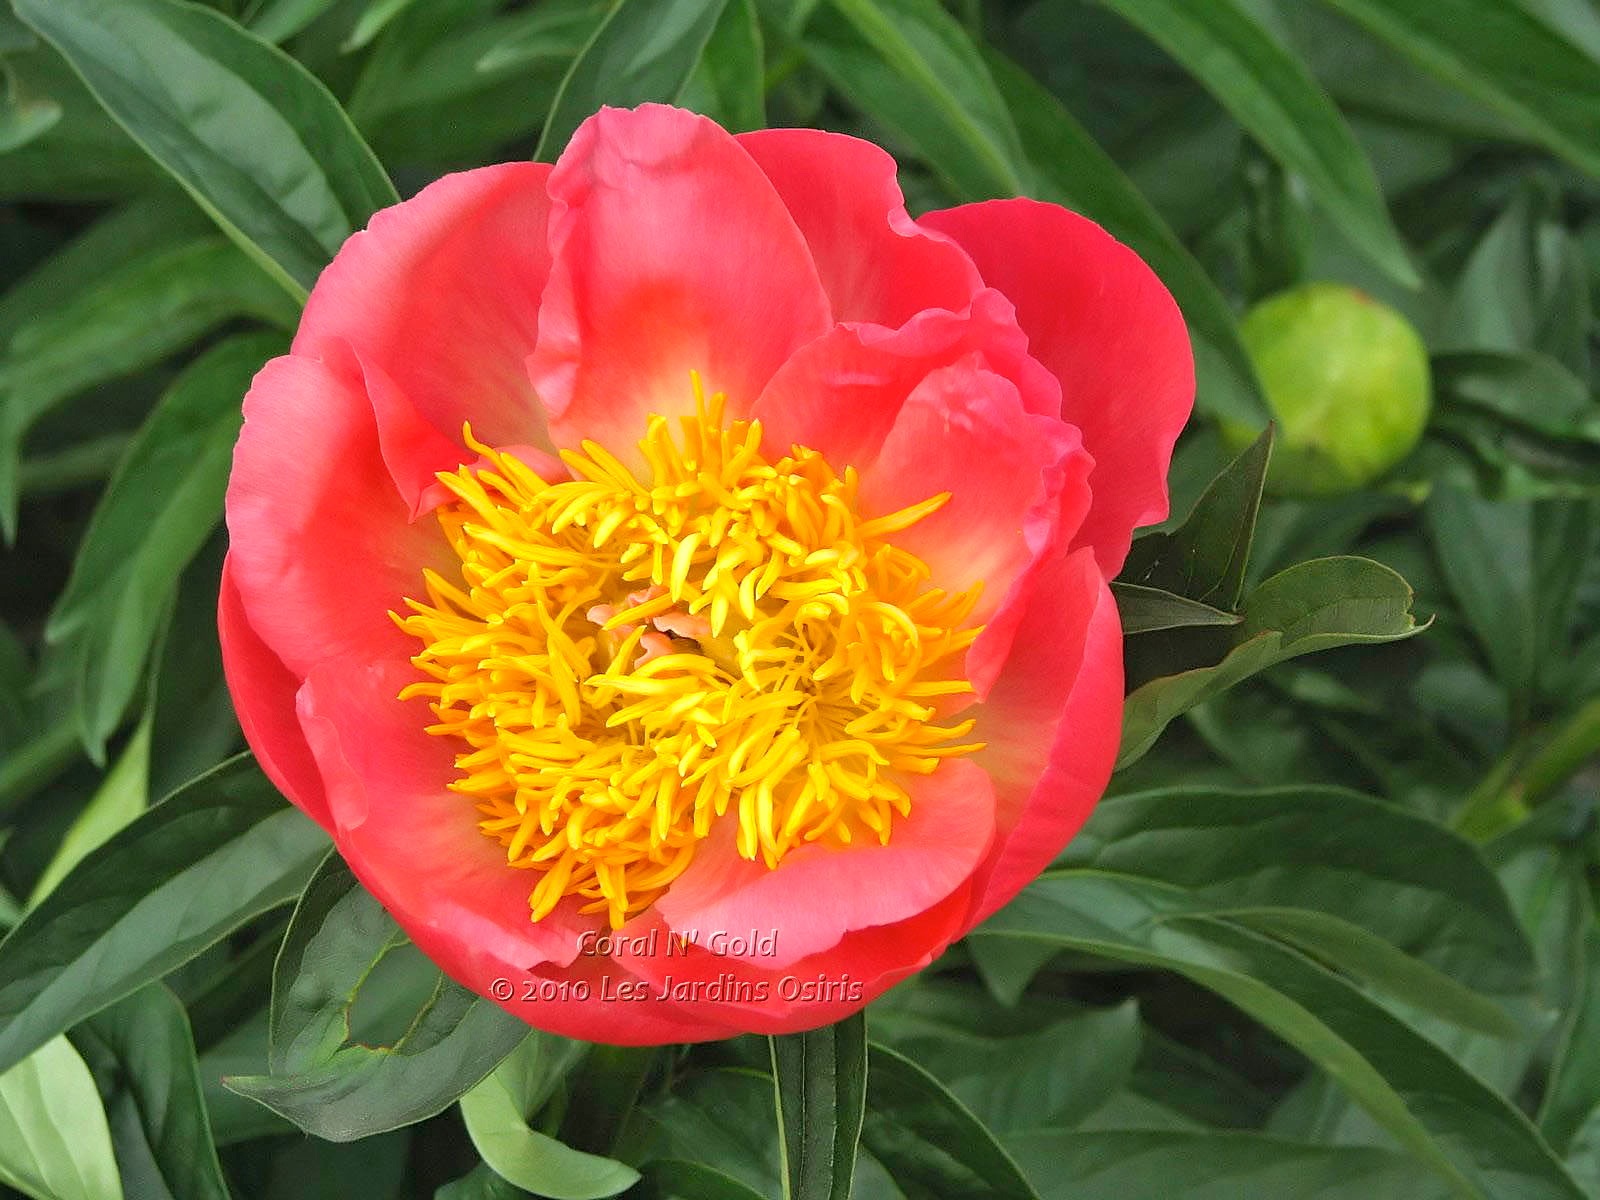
[220,104,1193,1043]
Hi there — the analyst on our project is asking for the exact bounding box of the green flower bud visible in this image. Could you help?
[1223,282,1431,496]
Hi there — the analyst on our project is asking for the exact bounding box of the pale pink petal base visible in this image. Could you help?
[531,105,833,456]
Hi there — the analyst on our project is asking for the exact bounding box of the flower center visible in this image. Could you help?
[395,383,985,929]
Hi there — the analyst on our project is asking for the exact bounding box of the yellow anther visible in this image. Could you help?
[394,385,984,928]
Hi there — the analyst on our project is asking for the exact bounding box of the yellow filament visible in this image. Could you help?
[394,379,984,929]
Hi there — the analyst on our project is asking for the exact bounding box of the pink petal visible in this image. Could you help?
[530,105,832,456]
[921,199,1195,576]
[967,546,1124,923]
[224,353,448,678]
[621,886,976,1035]
[736,127,981,325]
[294,161,557,456]
[296,656,595,974]
[857,359,1094,692]
[750,289,1061,471]
[218,556,330,831]
[654,758,996,969]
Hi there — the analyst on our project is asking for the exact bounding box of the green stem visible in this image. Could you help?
[1452,698,1600,841]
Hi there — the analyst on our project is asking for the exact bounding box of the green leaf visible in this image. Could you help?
[0,755,327,1075]
[246,0,343,43]
[1112,584,1243,634]
[1002,1129,1452,1199]
[679,0,764,132]
[471,2,611,76]
[228,977,533,1142]
[870,982,1142,1133]
[1122,426,1273,611]
[637,1160,772,1200]
[0,56,61,154]
[980,872,1587,1200]
[14,0,399,298]
[459,1035,641,1200]
[267,850,408,1074]
[73,984,230,1200]
[226,854,530,1141]
[1316,0,1600,179]
[770,1013,866,1200]
[26,717,150,905]
[536,0,731,161]
[861,1042,1040,1200]
[984,51,1268,428]
[804,0,1028,200]
[1425,487,1538,704]
[619,1067,783,1196]
[1435,352,1600,445]
[1539,927,1600,1154]
[1230,908,1518,1038]
[0,1036,123,1200]
[1064,787,1538,1003]
[0,44,167,200]
[345,0,423,51]
[437,1162,533,1200]
[45,332,284,756]
[1094,0,1416,288]
[1120,556,1424,764]
[0,236,294,539]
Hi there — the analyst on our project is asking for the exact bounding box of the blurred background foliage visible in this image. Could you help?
[0,0,1598,1197]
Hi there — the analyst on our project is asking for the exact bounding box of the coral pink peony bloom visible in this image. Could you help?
[220,104,1193,1043]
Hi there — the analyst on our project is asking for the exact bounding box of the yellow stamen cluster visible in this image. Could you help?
[395,383,984,928]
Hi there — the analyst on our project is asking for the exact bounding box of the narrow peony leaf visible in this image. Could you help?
[1121,426,1273,613]
[1119,556,1425,766]
[1063,786,1538,1008]
[227,854,531,1141]
[266,851,410,1076]
[1423,488,1546,708]
[979,871,1587,1200]
[535,0,731,161]
[245,0,343,43]
[769,1013,867,1200]
[861,1042,1041,1200]
[804,0,1029,200]
[459,1034,641,1199]
[637,1160,772,1200]
[13,0,399,298]
[1111,584,1243,636]
[679,0,765,133]
[1317,0,1600,180]
[869,982,1142,1134]
[1002,1129,1453,1199]
[72,984,230,1200]
[1095,0,1417,288]
[0,44,167,200]
[0,237,295,541]
[0,756,325,1076]
[1435,352,1600,445]
[0,1036,123,1200]
[0,57,60,154]
[26,717,149,905]
[345,0,424,51]
[618,1068,785,1195]
[1540,927,1600,1155]
[984,51,1269,429]
[45,332,286,759]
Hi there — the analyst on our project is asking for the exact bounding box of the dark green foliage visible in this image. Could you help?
[2,1,1599,1197]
